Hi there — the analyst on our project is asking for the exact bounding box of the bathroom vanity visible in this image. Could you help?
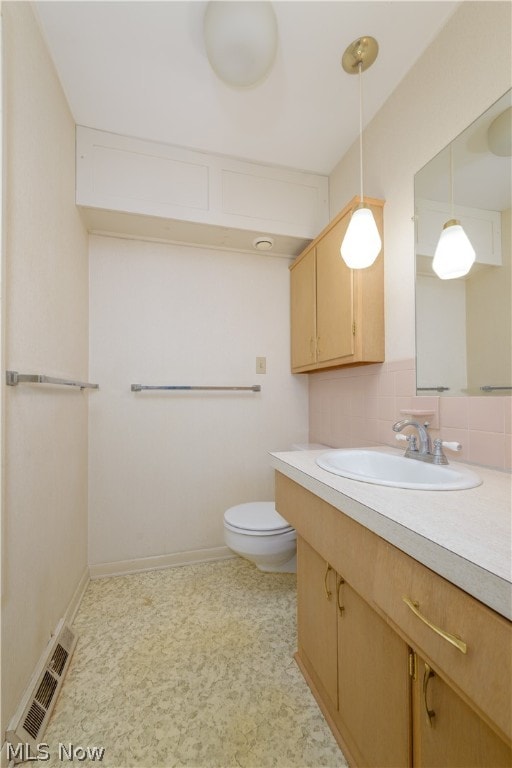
[271,449,512,768]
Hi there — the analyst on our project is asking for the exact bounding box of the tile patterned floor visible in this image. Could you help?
[41,558,348,767]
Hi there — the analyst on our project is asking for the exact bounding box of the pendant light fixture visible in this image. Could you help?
[340,37,382,269]
[432,145,475,280]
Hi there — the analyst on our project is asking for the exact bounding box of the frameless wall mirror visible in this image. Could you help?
[414,89,511,396]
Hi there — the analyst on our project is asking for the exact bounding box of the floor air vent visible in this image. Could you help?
[7,619,77,763]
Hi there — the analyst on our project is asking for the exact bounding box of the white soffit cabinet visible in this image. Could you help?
[76,127,329,257]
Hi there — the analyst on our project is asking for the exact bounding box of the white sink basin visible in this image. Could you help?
[316,449,481,490]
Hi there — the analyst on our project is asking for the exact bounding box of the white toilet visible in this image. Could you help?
[224,501,297,572]
[223,443,327,573]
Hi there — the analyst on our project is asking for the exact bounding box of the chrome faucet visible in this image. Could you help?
[392,419,462,465]
[392,419,433,461]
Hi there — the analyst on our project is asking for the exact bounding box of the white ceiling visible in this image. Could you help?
[34,1,459,176]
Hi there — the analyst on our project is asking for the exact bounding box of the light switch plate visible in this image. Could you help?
[256,357,266,374]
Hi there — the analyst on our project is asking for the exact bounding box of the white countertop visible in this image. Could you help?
[270,447,512,621]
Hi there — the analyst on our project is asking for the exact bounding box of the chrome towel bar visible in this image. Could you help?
[131,384,261,392]
[480,385,512,392]
[6,371,98,390]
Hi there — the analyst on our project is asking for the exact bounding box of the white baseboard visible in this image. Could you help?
[65,566,90,626]
[89,546,236,579]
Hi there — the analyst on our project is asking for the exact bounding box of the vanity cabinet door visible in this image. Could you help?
[336,580,412,768]
[412,654,512,767]
[296,536,338,709]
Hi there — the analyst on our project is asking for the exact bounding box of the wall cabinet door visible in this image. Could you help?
[315,216,354,363]
[412,654,512,768]
[289,195,384,373]
[290,248,317,369]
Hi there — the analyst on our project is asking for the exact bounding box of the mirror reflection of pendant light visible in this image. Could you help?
[203,1,278,88]
[340,37,382,269]
[432,145,476,280]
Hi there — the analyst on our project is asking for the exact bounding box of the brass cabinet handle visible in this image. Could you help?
[402,596,467,654]
[336,576,345,616]
[423,663,436,727]
[324,563,332,599]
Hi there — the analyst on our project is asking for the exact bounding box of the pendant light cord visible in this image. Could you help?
[358,61,364,203]
[449,144,454,219]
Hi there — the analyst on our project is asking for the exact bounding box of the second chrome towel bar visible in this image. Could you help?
[131,384,261,393]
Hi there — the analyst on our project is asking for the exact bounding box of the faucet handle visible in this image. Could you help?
[441,440,462,452]
[432,438,462,465]
[396,433,418,451]
[395,433,417,443]
[432,438,448,465]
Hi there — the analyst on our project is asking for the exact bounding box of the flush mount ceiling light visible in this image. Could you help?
[432,145,476,280]
[203,1,278,88]
[339,36,382,270]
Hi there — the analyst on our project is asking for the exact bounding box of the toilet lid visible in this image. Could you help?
[224,502,293,534]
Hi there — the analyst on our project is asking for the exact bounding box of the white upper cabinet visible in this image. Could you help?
[76,127,329,256]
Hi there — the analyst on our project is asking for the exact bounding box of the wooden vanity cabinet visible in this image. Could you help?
[275,472,512,768]
[290,196,384,373]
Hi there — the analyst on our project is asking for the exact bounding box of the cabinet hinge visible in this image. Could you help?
[408,650,417,680]
[352,322,356,336]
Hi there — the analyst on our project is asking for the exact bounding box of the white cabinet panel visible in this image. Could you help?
[76,127,329,254]
[91,144,209,210]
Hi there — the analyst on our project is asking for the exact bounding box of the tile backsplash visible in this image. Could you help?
[309,360,512,471]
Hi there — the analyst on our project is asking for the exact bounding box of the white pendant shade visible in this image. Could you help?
[432,219,476,279]
[340,206,382,269]
[204,1,278,88]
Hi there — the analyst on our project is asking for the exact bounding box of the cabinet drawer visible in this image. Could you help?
[374,540,512,744]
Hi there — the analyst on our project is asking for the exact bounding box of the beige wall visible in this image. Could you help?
[1,2,89,736]
[88,236,308,572]
[311,1,512,469]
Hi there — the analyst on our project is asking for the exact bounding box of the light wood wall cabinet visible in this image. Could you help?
[290,196,385,373]
[276,472,512,767]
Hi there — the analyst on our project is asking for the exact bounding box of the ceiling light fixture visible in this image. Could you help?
[432,145,476,280]
[339,36,382,270]
[203,1,278,88]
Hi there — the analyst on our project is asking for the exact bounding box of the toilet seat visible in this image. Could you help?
[224,502,293,537]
